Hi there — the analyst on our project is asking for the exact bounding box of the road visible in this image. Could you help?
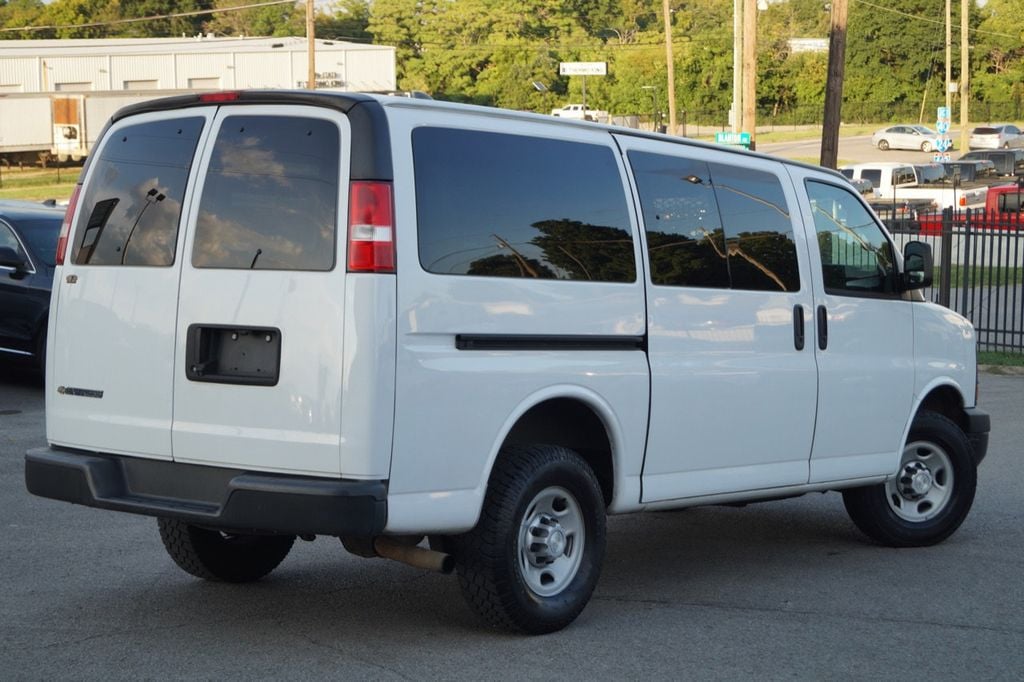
[2,366,1022,679]
[758,133,960,165]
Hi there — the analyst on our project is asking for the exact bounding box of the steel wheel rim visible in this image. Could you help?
[518,486,586,597]
[886,440,954,522]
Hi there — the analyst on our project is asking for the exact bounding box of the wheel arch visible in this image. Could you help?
[904,379,970,447]
[482,386,630,512]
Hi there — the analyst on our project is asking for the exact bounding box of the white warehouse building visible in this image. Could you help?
[0,36,396,93]
[0,36,396,163]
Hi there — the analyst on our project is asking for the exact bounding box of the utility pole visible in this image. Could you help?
[663,0,677,135]
[820,0,848,169]
[945,0,951,113]
[960,0,969,153]
[306,0,316,90]
[732,0,742,133]
[741,0,756,149]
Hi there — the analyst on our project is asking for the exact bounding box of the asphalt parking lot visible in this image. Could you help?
[2,367,1022,680]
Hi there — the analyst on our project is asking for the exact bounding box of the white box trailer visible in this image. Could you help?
[1,91,203,165]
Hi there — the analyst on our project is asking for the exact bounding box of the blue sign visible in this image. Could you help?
[937,106,950,121]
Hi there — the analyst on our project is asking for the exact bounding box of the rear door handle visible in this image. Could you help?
[817,305,828,351]
[793,304,805,351]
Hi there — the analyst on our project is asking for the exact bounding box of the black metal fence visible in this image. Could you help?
[886,209,1024,353]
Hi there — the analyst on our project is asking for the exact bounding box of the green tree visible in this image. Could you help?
[205,0,300,37]
[0,0,46,38]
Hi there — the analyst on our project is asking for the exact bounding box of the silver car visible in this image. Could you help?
[968,124,1024,150]
[871,125,940,152]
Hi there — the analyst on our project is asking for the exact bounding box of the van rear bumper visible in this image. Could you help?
[25,446,387,537]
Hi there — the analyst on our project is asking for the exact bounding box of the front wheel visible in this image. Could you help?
[842,411,977,547]
[877,139,890,151]
[921,141,933,153]
[157,518,295,582]
[453,444,606,634]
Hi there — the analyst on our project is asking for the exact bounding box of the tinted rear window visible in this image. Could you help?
[414,128,636,283]
[73,117,204,266]
[972,127,998,135]
[192,115,340,271]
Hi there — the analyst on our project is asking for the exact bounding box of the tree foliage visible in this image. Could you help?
[2,0,1022,123]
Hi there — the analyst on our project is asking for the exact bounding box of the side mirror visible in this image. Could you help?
[902,241,933,290]
[0,246,29,273]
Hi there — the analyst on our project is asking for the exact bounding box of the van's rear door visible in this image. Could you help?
[48,109,215,459]
[171,105,350,476]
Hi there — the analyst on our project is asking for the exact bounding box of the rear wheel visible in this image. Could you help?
[453,444,606,634]
[877,139,890,151]
[157,518,295,582]
[842,411,976,547]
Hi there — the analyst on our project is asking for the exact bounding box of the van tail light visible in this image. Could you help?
[347,181,395,273]
[959,196,967,207]
[56,183,82,266]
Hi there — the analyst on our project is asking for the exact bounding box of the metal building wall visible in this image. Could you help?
[44,56,107,91]
[0,58,38,92]
[110,55,173,90]
[173,53,235,89]
[235,53,294,89]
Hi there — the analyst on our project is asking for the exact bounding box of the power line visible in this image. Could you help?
[0,0,295,34]
[852,0,1017,39]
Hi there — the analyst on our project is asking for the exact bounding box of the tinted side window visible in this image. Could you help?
[629,151,729,288]
[860,169,881,188]
[0,221,26,260]
[193,115,339,271]
[73,117,204,266]
[893,168,916,185]
[708,163,800,292]
[806,181,897,296]
[414,128,635,283]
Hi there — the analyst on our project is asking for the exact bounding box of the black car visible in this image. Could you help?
[0,200,64,367]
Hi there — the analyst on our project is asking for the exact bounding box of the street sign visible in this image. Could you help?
[715,131,751,148]
[935,106,952,159]
[559,62,607,76]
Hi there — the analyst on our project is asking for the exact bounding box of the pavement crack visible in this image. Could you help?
[593,594,1024,636]
[295,633,413,679]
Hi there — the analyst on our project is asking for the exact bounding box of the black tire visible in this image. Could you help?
[878,139,890,151]
[921,141,932,153]
[452,444,606,634]
[157,518,295,583]
[842,411,977,547]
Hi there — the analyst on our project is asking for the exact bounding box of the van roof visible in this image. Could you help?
[111,89,848,183]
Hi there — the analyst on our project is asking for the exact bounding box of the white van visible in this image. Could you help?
[26,92,990,634]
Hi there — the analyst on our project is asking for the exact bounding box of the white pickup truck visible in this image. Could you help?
[840,162,987,210]
[550,103,608,122]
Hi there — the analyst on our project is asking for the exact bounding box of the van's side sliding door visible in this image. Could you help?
[615,136,819,502]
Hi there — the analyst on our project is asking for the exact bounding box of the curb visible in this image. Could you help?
[979,364,1024,376]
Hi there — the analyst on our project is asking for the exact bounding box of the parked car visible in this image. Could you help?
[871,125,940,152]
[26,91,990,635]
[958,149,1024,176]
[844,176,874,196]
[968,124,1024,150]
[0,200,64,367]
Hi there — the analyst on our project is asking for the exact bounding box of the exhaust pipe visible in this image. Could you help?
[373,536,455,574]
